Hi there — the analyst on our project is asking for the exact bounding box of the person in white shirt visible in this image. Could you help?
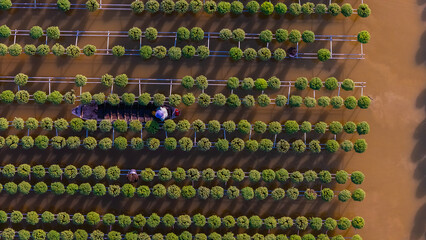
[154,107,168,121]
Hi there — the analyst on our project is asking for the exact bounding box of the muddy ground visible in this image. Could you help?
[0,0,425,239]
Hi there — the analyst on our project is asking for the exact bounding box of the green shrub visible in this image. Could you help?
[17,181,31,194]
[175,0,188,13]
[136,93,150,106]
[351,171,365,184]
[210,93,225,106]
[324,77,338,90]
[51,43,65,56]
[243,48,257,61]
[168,46,181,60]
[182,45,195,58]
[320,188,334,201]
[260,1,273,15]
[318,48,331,61]
[328,3,341,16]
[145,0,159,12]
[354,139,367,153]
[6,135,19,149]
[24,44,37,55]
[245,0,259,14]
[217,1,231,14]
[291,140,305,153]
[112,45,125,57]
[230,0,243,14]
[330,96,343,108]
[225,94,240,108]
[357,30,370,43]
[1,90,15,103]
[325,139,339,153]
[0,0,12,10]
[190,27,204,41]
[8,43,22,56]
[80,44,96,57]
[258,47,271,61]
[34,135,49,149]
[329,121,343,134]
[120,92,135,106]
[203,0,217,14]
[12,117,25,129]
[358,96,371,109]
[197,45,210,59]
[340,140,353,152]
[344,96,357,109]
[128,27,142,40]
[341,3,352,17]
[86,0,99,11]
[301,2,314,14]
[197,137,211,151]
[357,4,371,18]
[36,44,50,56]
[0,43,7,56]
[335,170,348,184]
[352,188,366,201]
[66,45,81,58]
[241,95,254,107]
[14,90,29,104]
[229,47,243,61]
[57,0,70,11]
[286,187,299,200]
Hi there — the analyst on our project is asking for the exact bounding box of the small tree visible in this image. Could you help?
[354,139,368,153]
[357,4,371,18]
[145,0,159,12]
[318,48,331,61]
[57,0,71,11]
[357,30,371,44]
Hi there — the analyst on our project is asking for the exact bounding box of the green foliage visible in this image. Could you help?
[212,93,226,106]
[217,1,230,14]
[51,43,65,56]
[83,44,96,56]
[357,4,371,18]
[358,96,371,109]
[203,0,217,14]
[357,30,370,44]
[260,1,273,15]
[230,1,243,14]
[229,47,243,61]
[354,139,368,153]
[145,0,159,12]
[8,43,22,56]
[318,48,331,62]
[57,0,70,11]
[338,189,351,202]
[245,0,259,14]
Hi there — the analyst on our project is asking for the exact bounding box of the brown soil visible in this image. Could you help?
[0,0,425,239]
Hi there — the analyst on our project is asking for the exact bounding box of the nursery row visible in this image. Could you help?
[0,43,351,62]
[0,210,366,231]
[0,90,372,109]
[6,73,364,93]
[0,117,370,136]
[0,181,367,201]
[0,24,371,44]
[0,228,364,240]
[0,164,365,185]
[0,0,372,18]
[1,24,318,44]
[0,135,369,153]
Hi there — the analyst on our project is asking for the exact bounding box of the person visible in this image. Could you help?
[154,106,168,121]
[127,169,139,183]
[172,108,180,118]
[287,47,297,58]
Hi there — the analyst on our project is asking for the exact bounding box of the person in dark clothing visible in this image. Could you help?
[127,169,139,183]
[287,47,298,58]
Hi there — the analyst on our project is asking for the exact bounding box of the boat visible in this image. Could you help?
[71,101,179,122]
